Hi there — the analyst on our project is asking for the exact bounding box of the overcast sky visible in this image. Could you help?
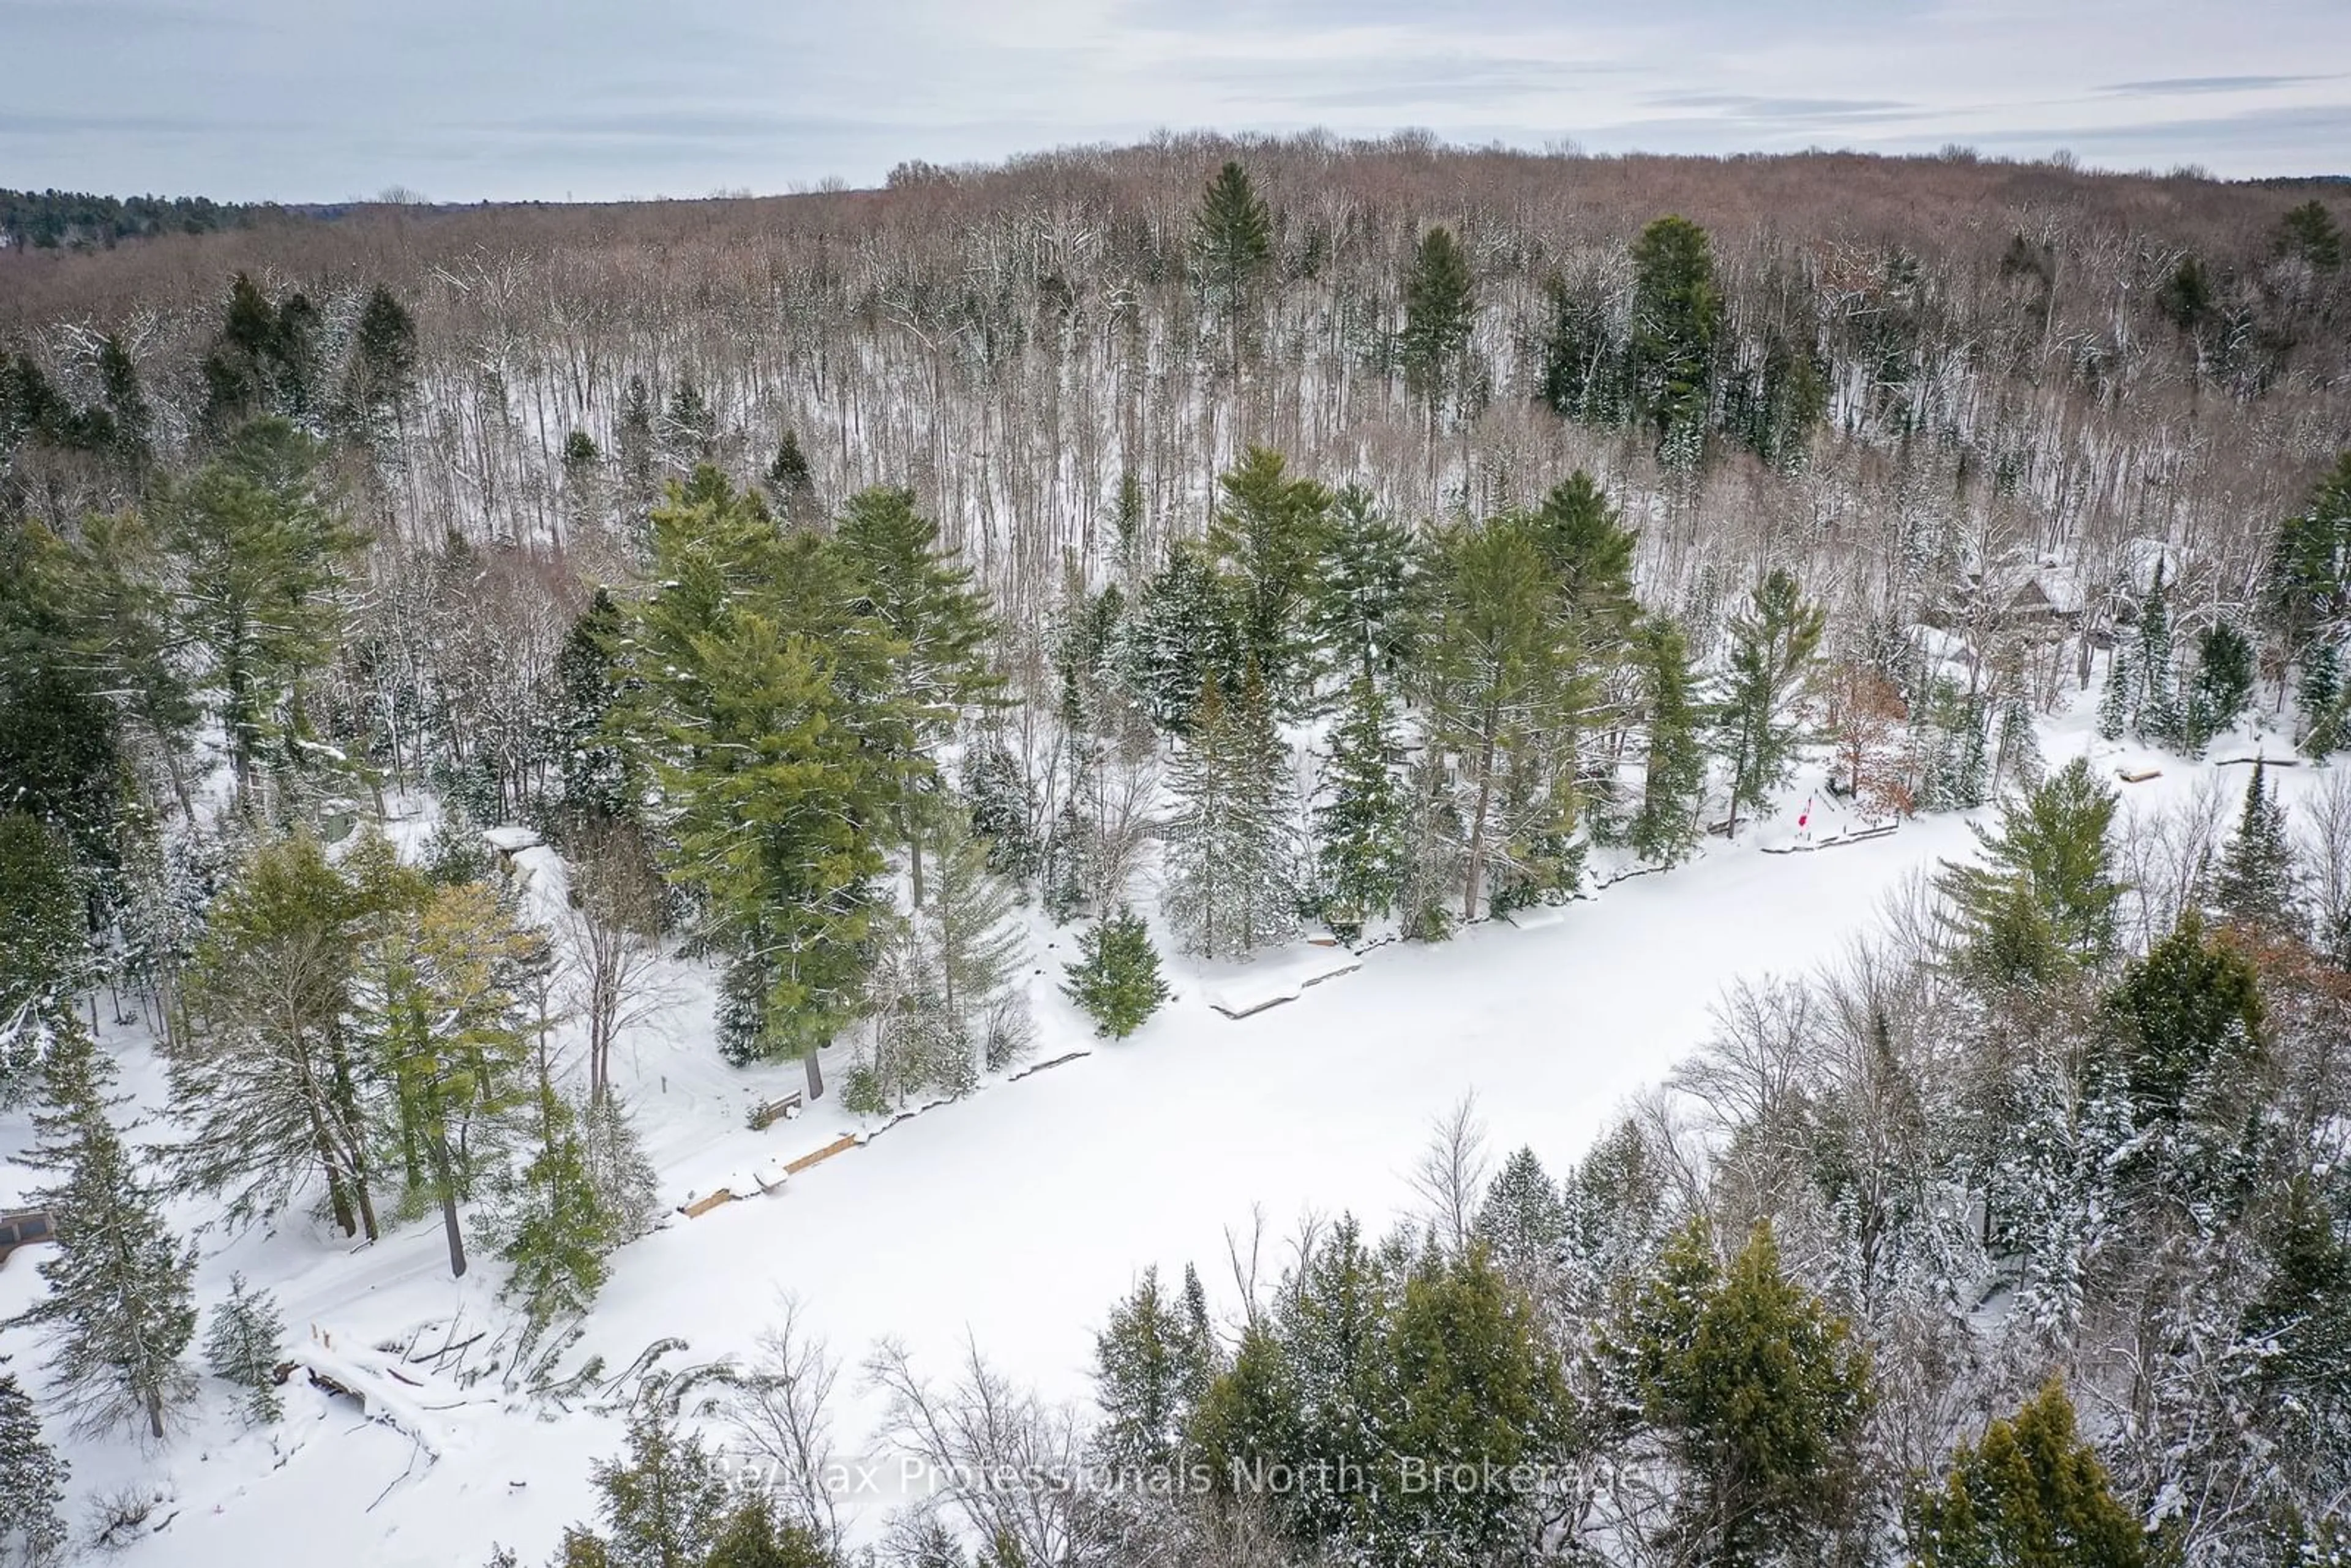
[4,0,2346,203]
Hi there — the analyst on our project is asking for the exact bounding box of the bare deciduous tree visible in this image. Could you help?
[558,818,675,1103]
[724,1293,843,1547]
[1408,1092,1490,1256]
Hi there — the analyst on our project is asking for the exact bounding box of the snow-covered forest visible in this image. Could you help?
[1,137,2349,1568]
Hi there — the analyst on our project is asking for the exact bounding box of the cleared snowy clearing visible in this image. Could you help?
[4,723,2314,1568]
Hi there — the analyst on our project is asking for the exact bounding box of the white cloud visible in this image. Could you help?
[0,0,2343,199]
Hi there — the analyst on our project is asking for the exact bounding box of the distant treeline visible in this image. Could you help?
[0,189,296,252]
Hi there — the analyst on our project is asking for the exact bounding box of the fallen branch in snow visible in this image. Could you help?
[411,1331,484,1368]
[1006,1051,1089,1082]
[604,1336,689,1397]
[1595,861,1675,889]
[367,1436,432,1514]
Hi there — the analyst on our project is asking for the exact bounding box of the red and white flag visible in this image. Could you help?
[1797,795,1813,830]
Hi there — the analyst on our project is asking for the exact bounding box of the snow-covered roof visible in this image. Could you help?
[481,825,543,853]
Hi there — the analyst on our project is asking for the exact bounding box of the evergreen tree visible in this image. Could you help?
[1192,160,1273,370]
[1092,1264,1216,1472]
[167,419,360,809]
[352,876,544,1278]
[0,520,128,871]
[580,1408,734,1568]
[1204,447,1330,707]
[1119,541,1244,733]
[2278,200,2344,271]
[553,588,638,824]
[199,271,279,435]
[2211,759,2297,935]
[2159,253,2216,332]
[2102,912,2262,1130]
[579,1092,660,1244]
[833,485,999,722]
[2135,561,2180,745]
[619,476,920,1088]
[6,1026,198,1439]
[1907,1380,2145,1568]
[485,1083,623,1339]
[175,830,383,1239]
[1523,472,1640,636]
[2096,645,2132,741]
[1309,485,1420,691]
[1627,216,1723,460]
[704,1491,833,1568]
[97,331,152,471]
[834,485,1001,902]
[1715,568,1826,836]
[615,375,656,519]
[1917,678,1993,812]
[660,377,718,468]
[1993,692,2043,793]
[1629,616,1707,866]
[2242,1176,2351,1506]
[1191,1218,1395,1551]
[1620,1221,1871,1567]
[1400,225,1477,416]
[1395,744,1466,943]
[203,1273,288,1425]
[1060,907,1169,1039]
[1473,1146,1569,1281]
[2183,620,2255,752]
[959,738,1041,881]
[65,509,198,817]
[340,284,418,443]
[1160,671,1298,959]
[0,813,91,1107]
[0,1373,69,1567]
[762,429,816,521]
[2298,640,2345,757]
[1939,757,2124,985]
[1382,1245,1573,1562]
[271,290,323,419]
[1423,519,1580,919]
[2268,452,2351,685]
[913,804,1032,1073]
[1313,676,1408,940]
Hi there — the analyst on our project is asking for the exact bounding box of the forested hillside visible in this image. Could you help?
[1,137,2349,1568]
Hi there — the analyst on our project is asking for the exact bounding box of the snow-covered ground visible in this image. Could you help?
[0,715,2319,1566]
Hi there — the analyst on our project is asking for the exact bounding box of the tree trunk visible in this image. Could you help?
[804,1046,825,1101]
[1462,732,1497,922]
[432,1134,467,1277]
[354,1165,381,1244]
[318,1132,358,1237]
[904,802,926,909]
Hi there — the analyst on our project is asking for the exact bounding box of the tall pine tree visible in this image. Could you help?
[1314,675,1409,941]
[1714,568,1825,836]
[7,1026,198,1439]
[1629,617,1706,865]
[1161,670,1299,959]
[1400,225,1478,421]
[2212,758,2296,934]
[0,1373,69,1566]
